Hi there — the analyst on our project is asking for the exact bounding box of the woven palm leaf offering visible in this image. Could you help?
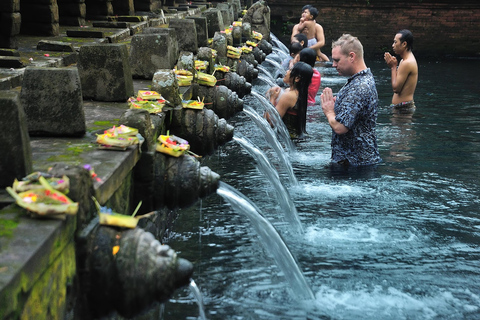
[252,30,263,41]
[6,176,78,217]
[241,45,253,54]
[156,134,190,157]
[128,90,166,114]
[226,46,242,59]
[182,97,204,110]
[196,71,217,86]
[93,198,154,229]
[12,172,70,193]
[214,64,230,73]
[246,40,258,47]
[175,69,193,87]
[96,125,140,150]
[195,60,208,71]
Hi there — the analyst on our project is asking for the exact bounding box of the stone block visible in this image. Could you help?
[0,90,32,188]
[0,0,20,12]
[37,40,75,52]
[186,16,208,47]
[0,56,24,68]
[168,18,198,54]
[202,9,224,40]
[0,12,22,36]
[129,32,178,79]
[78,43,134,101]
[20,66,86,137]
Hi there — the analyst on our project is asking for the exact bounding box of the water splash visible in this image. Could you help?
[217,182,314,301]
[189,279,207,320]
[243,106,297,186]
[234,135,303,233]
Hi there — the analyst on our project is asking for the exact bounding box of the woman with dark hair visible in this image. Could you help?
[266,61,313,138]
[295,47,321,105]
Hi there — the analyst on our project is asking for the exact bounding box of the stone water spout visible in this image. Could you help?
[167,107,234,156]
[194,84,244,119]
[215,71,252,98]
[237,59,259,83]
[154,153,221,209]
[77,221,194,318]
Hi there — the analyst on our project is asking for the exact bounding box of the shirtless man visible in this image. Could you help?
[291,5,329,62]
[384,29,418,111]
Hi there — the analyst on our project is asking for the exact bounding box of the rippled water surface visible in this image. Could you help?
[162,53,480,319]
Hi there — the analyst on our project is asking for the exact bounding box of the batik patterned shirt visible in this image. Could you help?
[332,68,381,166]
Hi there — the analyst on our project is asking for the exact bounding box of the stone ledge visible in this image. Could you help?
[0,210,76,319]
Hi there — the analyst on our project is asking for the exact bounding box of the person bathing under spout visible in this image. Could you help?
[384,29,418,113]
[265,62,313,139]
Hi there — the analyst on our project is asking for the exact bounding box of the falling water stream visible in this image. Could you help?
[163,35,480,319]
[233,135,303,234]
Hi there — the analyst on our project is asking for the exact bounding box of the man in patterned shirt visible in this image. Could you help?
[320,34,381,166]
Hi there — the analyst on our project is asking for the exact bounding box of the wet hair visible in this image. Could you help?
[293,33,308,48]
[290,61,313,135]
[289,42,303,56]
[332,34,364,59]
[398,29,414,51]
[307,6,318,19]
[299,48,317,67]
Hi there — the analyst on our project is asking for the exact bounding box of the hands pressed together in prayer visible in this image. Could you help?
[384,52,398,69]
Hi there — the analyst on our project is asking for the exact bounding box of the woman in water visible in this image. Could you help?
[266,61,313,138]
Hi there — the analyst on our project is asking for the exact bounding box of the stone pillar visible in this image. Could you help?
[78,43,134,101]
[85,0,113,20]
[0,91,32,188]
[112,0,134,15]
[20,66,86,137]
[0,0,21,48]
[57,0,87,26]
[20,0,60,36]
[130,29,179,79]
[168,18,198,54]
[216,3,234,27]
[186,16,208,47]
[202,8,224,40]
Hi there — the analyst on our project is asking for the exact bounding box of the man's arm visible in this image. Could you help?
[390,59,414,94]
[290,23,300,43]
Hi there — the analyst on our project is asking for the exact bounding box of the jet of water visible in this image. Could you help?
[217,182,315,301]
[249,91,295,153]
[270,33,289,54]
[234,135,303,234]
[256,74,278,88]
[243,106,298,186]
[189,279,207,320]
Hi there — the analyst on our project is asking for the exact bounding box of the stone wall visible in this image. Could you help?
[268,0,480,58]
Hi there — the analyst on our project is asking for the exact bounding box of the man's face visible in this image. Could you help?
[331,46,351,76]
[392,33,404,54]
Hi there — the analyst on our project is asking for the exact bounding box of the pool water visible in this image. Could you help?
[162,56,480,319]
